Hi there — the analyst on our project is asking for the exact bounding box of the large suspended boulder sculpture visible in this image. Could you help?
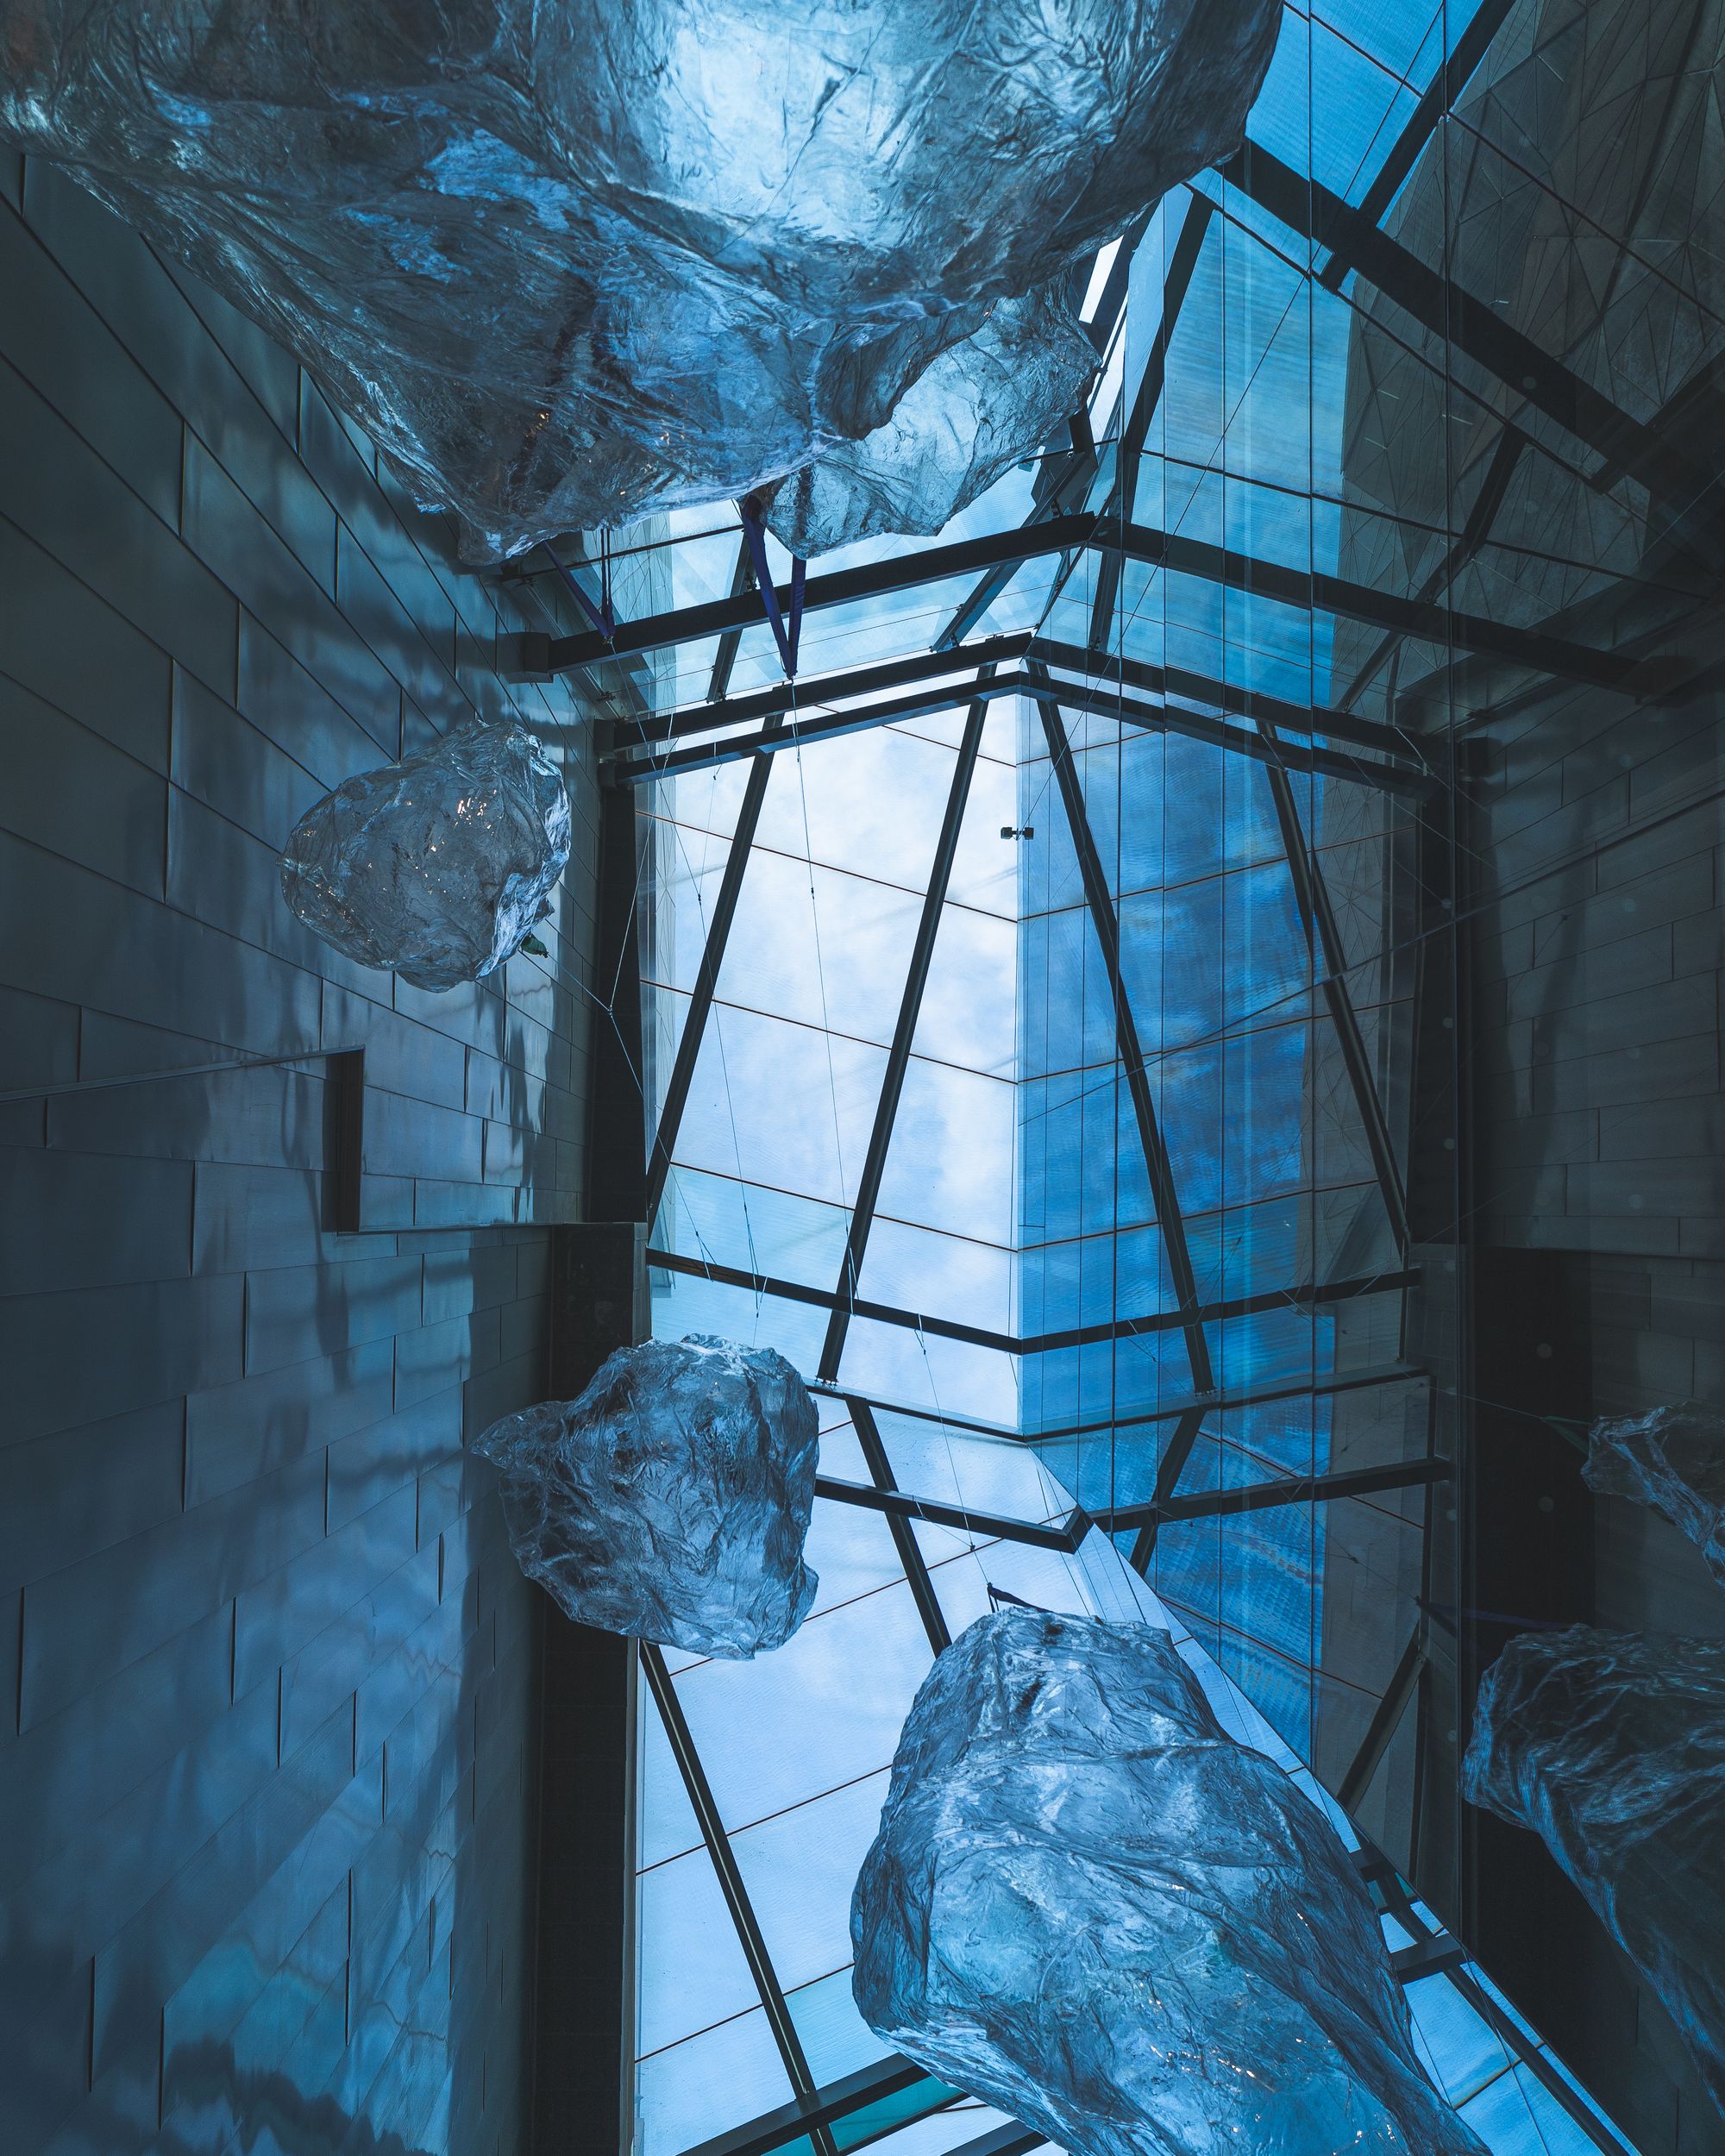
[279,718,570,991]
[852,1607,1488,2156]
[0,0,1280,558]
[1465,1624,1725,2116]
[473,1334,819,1658]
[1583,1401,1725,1589]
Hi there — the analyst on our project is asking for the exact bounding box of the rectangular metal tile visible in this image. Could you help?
[0,676,168,899]
[0,1401,185,1596]
[20,1449,324,1725]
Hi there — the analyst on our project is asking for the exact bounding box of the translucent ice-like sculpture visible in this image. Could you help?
[1584,1401,1725,1587]
[0,0,1279,558]
[1465,1626,1725,2116]
[472,1334,819,1658]
[853,1609,1487,2156]
[280,719,569,991]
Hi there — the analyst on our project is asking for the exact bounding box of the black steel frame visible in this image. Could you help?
[1032,674,1213,1392]
[617,7,1655,2151]
[817,689,991,1382]
[548,512,1642,684]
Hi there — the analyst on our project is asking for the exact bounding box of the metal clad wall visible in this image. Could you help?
[0,144,595,2156]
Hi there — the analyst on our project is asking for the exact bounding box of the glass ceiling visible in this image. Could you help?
[506,0,1688,2144]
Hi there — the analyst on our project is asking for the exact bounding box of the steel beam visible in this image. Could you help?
[1101,1452,1453,1531]
[815,1359,1423,1450]
[1338,1623,1427,1813]
[1035,674,1214,1392]
[705,530,756,704]
[816,1473,1085,1555]
[639,1646,832,2149]
[1129,1405,1208,1572]
[1257,728,1412,1250]
[1088,193,1216,646]
[819,692,988,1379]
[1223,140,1718,536]
[643,722,781,1222]
[549,517,1637,687]
[1319,0,1543,292]
[612,632,1423,771]
[646,1244,1418,1354]
[609,634,1030,749]
[612,666,1430,793]
[849,1401,954,1651]
[675,2058,936,2156]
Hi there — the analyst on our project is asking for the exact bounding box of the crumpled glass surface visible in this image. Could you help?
[1583,1401,1725,1586]
[1464,1625,1725,2117]
[852,1608,1487,2156]
[0,0,1278,559]
[279,718,570,992]
[471,1334,819,1658]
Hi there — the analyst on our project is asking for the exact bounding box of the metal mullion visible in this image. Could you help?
[1102,1451,1452,1530]
[705,532,756,705]
[1359,1855,1631,2153]
[1031,634,1431,767]
[1338,1623,1427,1813]
[617,674,1007,784]
[1088,193,1216,649]
[622,634,1030,749]
[819,1359,1422,1448]
[817,693,991,1381]
[646,1244,1419,1352]
[850,1401,952,1652]
[643,720,782,1222]
[1221,141,1718,544]
[1257,730,1412,1251]
[675,2057,941,2156]
[817,1471,1085,1556]
[1030,1359,1422,1447]
[618,670,1430,795]
[1128,1404,1207,1572]
[1318,0,1523,293]
[639,1645,835,2153]
[1034,680,1214,1393]
[546,516,1640,687]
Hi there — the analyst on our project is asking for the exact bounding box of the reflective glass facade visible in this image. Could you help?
[511,0,1725,2147]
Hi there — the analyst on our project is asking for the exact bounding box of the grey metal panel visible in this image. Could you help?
[0,161,577,2156]
[21,1451,327,1725]
[181,437,397,750]
[361,1089,487,1184]
[0,515,173,772]
[0,1147,192,1294]
[0,353,239,699]
[169,666,325,847]
[335,522,466,724]
[0,204,185,530]
[232,1482,422,1700]
[0,676,168,898]
[184,1338,396,1505]
[236,608,398,785]
[0,984,79,1094]
[0,833,325,1056]
[1,1273,246,1445]
[0,1401,184,1596]
[395,1307,505,1410]
[242,1252,426,1376]
[320,981,469,1111]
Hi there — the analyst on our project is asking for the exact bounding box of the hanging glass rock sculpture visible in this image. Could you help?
[1583,1401,1725,1587]
[472,1334,819,1658]
[279,718,570,991]
[852,1608,1488,2156]
[0,0,1279,559]
[1465,1624,1725,2116]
